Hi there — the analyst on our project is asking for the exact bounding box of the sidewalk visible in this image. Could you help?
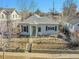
[27,53,79,59]
[0,52,79,59]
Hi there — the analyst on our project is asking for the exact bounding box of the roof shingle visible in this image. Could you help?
[20,14,59,24]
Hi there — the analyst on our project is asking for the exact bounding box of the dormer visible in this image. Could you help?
[10,10,21,20]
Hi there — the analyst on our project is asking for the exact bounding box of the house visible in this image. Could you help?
[0,8,21,36]
[19,14,59,37]
[63,16,79,33]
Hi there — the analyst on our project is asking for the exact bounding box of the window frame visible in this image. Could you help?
[22,25,28,32]
[38,27,41,32]
[46,26,56,31]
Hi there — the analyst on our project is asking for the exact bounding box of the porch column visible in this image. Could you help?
[20,25,22,32]
[57,25,59,32]
[36,25,38,37]
[30,25,32,37]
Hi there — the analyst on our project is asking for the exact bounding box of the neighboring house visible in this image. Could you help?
[63,16,79,33]
[19,14,59,37]
[0,8,21,35]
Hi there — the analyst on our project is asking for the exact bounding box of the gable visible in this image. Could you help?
[11,10,19,16]
[0,10,7,19]
[10,10,21,19]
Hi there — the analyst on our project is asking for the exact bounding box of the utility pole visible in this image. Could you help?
[53,0,55,14]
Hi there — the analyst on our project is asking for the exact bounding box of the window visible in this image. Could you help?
[16,15,17,18]
[55,26,57,31]
[48,27,55,30]
[52,27,54,30]
[2,14,4,19]
[22,25,28,32]
[23,26,27,32]
[38,27,41,32]
[78,24,79,26]
[46,26,57,31]
[13,15,14,18]
[46,26,48,31]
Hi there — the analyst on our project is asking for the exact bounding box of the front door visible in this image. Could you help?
[32,26,36,36]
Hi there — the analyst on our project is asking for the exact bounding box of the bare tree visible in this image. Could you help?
[28,0,37,13]
[18,0,29,12]
[17,0,37,21]
[63,0,77,16]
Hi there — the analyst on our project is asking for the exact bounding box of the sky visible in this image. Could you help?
[0,0,79,13]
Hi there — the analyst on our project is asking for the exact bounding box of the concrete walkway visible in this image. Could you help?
[27,53,79,59]
[0,52,79,59]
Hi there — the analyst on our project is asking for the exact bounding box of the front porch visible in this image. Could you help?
[19,24,39,37]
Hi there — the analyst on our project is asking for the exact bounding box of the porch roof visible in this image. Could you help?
[19,14,59,25]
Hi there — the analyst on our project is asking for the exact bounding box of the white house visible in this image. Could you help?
[19,14,59,37]
[0,8,21,34]
[63,16,79,33]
